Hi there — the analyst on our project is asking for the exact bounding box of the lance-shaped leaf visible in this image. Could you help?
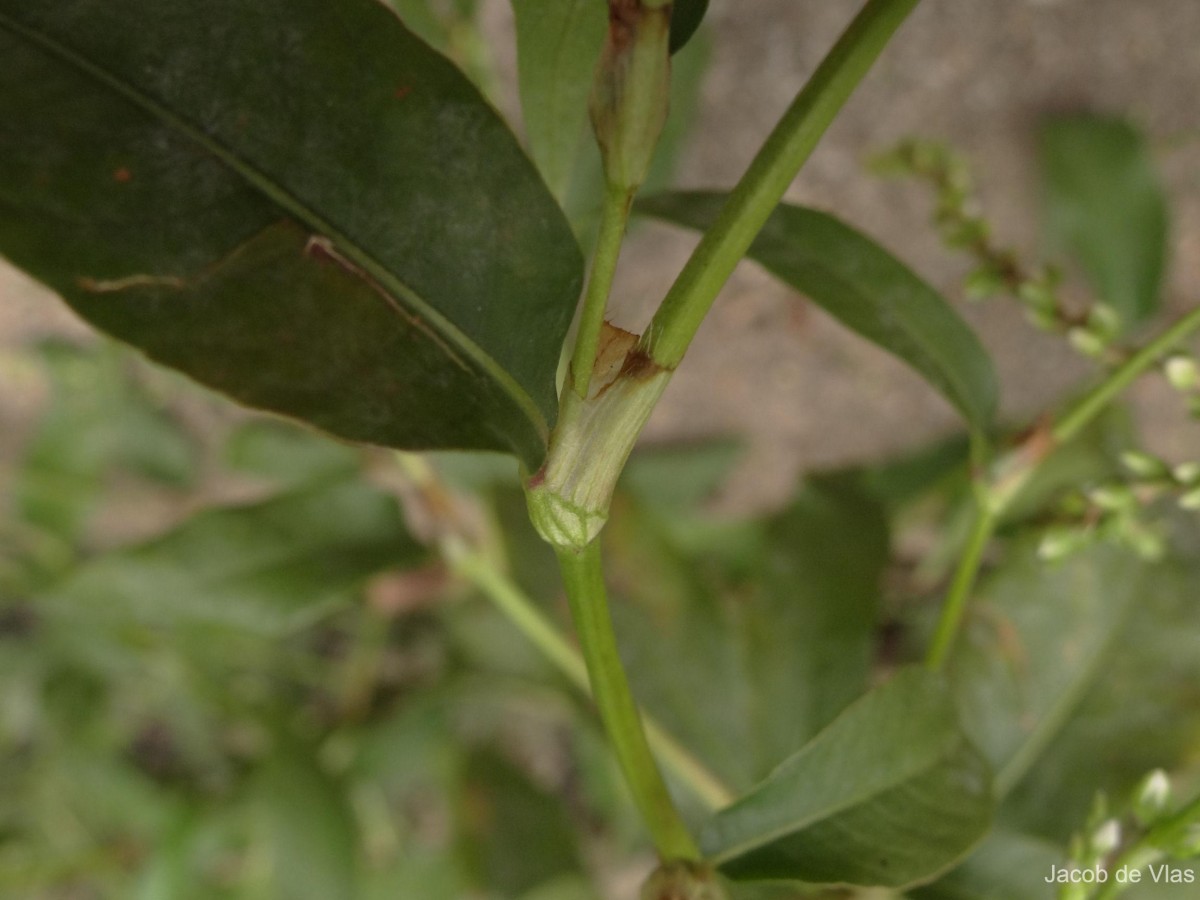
[701,667,994,889]
[0,1,582,469]
[639,192,998,436]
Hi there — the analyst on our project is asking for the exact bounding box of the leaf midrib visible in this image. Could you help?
[758,207,991,429]
[709,725,965,863]
[993,561,1142,795]
[0,11,549,443]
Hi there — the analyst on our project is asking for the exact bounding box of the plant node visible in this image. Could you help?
[526,323,670,550]
[640,860,729,900]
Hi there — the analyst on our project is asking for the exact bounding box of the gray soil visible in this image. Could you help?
[3,0,1199,512]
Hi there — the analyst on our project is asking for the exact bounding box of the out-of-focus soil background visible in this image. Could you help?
[3,0,1199,512]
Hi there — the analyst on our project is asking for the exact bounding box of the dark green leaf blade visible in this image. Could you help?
[1040,115,1167,328]
[639,192,998,435]
[701,668,994,889]
[511,0,607,202]
[0,1,583,468]
[46,479,423,636]
[669,0,710,55]
[383,0,451,50]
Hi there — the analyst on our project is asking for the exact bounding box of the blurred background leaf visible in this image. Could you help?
[1040,114,1168,329]
[14,341,197,554]
[261,742,361,900]
[607,476,889,796]
[43,479,422,636]
[511,0,607,205]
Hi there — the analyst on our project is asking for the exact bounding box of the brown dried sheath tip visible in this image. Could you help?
[617,345,667,382]
[608,0,671,43]
[609,0,640,39]
[590,0,673,193]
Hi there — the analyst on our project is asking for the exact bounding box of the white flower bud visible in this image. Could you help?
[1087,304,1122,340]
[1091,819,1122,857]
[1133,769,1170,824]
[1038,527,1087,562]
[1088,484,1136,511]
[1173,462,1200,485]
[1121,450,1167,479]
[1164,355,1200,392]
[1069,326,1108,359]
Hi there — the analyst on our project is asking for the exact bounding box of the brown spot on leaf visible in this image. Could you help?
[394,85,412,100]
[113,166,132,183]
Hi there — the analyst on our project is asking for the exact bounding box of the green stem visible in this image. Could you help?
[453,546,589,690]
[1148,791,1200,843]
[451,546,734,810]
[556,542,700,861]
[925,497,996,671]
[641,0,921,368]
[924,304,1200,668]
[570,187,633,398]
[1053,305,1200,445]
[642,719,735,811]
[532,0,920,551]
[1091,793,1200,900]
